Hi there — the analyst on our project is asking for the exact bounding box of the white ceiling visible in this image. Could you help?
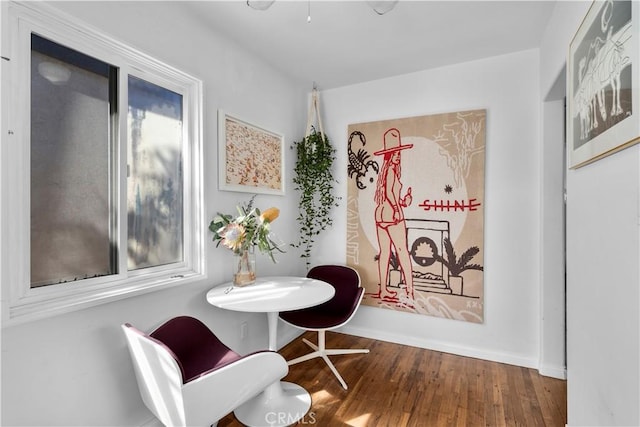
[185,0,557,90]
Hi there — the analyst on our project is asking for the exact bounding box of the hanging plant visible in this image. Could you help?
[291,126,339,269]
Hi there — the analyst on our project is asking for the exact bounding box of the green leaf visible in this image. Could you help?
[290,128,341,269]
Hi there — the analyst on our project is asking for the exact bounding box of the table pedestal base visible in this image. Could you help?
[234,381,311,427]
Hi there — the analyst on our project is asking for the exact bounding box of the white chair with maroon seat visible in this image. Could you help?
[279,265,369,390]
[122,315,288,427]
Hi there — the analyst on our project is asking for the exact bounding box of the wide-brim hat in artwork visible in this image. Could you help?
[373,128,413,155]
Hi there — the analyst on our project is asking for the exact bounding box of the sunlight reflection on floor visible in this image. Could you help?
[311,389,333,401]
[311,389,373,426]
[346,413,372,426]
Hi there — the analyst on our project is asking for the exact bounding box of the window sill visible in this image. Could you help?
[3,271,205,327]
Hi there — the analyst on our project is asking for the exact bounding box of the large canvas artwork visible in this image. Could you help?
[346,110,486,323]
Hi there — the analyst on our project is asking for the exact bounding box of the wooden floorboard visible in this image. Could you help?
[218,331,567,426]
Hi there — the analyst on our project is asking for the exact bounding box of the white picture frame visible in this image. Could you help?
[218,110,285,195]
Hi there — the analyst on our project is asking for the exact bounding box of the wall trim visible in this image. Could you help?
[338,324,566,379]
[140,417,162,427]
[277,325,304,350]
[538,363,567,380]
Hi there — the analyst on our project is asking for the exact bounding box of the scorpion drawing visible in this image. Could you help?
[348,131,379,190]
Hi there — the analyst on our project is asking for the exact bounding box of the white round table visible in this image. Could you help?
[206,276,334,427]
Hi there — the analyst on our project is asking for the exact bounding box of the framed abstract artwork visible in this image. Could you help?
[568,0,640,168]
[218,110,285,195]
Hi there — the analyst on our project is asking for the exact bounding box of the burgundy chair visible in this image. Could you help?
[122,316,288,427]
[279,265,369,389]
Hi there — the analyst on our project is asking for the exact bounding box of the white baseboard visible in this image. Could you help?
[140,417,162,427]
[337,324,566,379]
[274,320,567,380]
[538,363,567,379]
[277,324,304,350]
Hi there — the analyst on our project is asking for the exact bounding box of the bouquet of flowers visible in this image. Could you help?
[209,196,283,263]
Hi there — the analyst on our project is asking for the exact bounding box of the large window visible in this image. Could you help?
[30,34,118,288]
[127,75,184,271]
[2,2,204,323]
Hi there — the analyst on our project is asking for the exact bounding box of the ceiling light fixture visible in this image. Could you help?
[246,1,275,11]
[365,1,399,15]
[246,0,399,16]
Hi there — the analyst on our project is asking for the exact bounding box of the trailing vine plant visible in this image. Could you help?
[291,126,339,269]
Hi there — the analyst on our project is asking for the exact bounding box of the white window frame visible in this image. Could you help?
[1,1,205,325]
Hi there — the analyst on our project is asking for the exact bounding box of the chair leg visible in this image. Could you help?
[287,349,322,366]
[302,337,319,351]
[287,336,323,365]
[287,331,369,390]
[325,348,370,356]
[321,352,348,390]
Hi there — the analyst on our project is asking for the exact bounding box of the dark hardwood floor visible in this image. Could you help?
[218,331,567,426]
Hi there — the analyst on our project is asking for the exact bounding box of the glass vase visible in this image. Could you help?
[233,247,256,286]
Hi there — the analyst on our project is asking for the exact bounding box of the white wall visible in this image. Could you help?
[1,2,309,426]
[313,49,552,371]
[5,1,638,426]
[540,1,640,425]
[566,149,639,426]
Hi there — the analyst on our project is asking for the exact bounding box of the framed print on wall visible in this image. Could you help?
[568,0,640,168]
[218,110,285,195]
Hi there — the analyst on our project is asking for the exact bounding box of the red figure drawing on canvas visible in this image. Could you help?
[369,128,415,306]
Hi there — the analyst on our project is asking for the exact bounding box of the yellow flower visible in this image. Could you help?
[209,196,285,262]
[219,223,246,252]
[260,207,279,223]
